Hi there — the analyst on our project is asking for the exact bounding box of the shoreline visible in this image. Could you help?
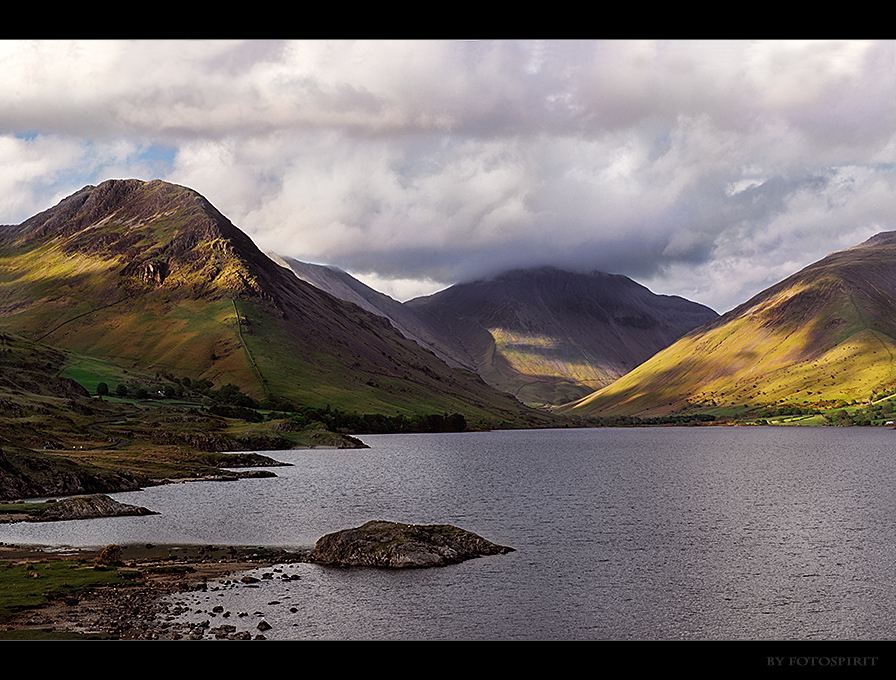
[0,543,308,640]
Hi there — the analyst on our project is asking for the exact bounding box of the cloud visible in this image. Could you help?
[3,40,896,313]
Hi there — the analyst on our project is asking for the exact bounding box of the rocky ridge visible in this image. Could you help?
[0,494,156,523]
[0,448,149,503]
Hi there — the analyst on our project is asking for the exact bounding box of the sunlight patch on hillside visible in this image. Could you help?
[489,327,615,385]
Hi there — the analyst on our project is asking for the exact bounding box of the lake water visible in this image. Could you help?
[3,426,896,641]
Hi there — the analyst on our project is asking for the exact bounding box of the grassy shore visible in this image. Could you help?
[0,543,305,639]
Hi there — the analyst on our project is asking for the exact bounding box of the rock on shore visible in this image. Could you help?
[303,520,514,568]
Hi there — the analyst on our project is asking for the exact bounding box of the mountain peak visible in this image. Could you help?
[11,179,268,300]
[403,265,718,405]
[857,230,896,248]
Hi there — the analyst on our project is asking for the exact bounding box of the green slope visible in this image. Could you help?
[562,232,896,418]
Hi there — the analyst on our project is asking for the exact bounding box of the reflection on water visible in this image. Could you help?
[3,427,896,640]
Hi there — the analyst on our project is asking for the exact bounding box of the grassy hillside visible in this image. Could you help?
[563,233,896,420]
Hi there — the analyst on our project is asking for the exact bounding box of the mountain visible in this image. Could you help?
[404,267,718,406]
[0,179,553,428]
[563,232,896,418]
[267,254,468,370]
[270,261,718,406]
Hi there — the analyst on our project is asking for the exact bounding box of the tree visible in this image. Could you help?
[827,410,852,426]
[96,382,109,396]
[115,384,128,397]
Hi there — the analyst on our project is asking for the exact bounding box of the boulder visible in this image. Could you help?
[303,520,514,568]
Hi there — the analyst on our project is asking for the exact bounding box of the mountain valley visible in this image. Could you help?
[274,259,718,407]
[6,177,896,500]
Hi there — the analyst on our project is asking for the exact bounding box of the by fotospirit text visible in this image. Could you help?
[767,657,877,667]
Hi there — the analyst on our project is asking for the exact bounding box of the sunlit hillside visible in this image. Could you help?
[562,232,896,418]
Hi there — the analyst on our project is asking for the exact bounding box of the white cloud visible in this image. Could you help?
[0,134,84,220]
[4,39,896,313]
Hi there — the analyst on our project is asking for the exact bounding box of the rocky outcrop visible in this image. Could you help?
[32,494,156,522]
[199,451,291,468]
[0,449,148,502]
[303,520,514,568]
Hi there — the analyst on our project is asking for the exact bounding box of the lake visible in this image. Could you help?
[3,426,896,641]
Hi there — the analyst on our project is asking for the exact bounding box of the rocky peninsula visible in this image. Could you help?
[303,520,515,568]
[0,494,156,524]
[32,494,153,522]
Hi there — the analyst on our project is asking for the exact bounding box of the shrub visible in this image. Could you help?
[96,544,122,566]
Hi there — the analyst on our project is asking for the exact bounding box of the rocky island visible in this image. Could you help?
[302,520,514,568]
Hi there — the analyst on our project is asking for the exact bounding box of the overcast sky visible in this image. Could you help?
[2,40,896,313]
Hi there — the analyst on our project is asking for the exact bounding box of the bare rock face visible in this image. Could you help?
[303,520,514,568]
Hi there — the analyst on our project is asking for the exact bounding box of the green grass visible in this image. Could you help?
[58,353,146,396]
[0,501,57,518]
[0,559,126,623]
